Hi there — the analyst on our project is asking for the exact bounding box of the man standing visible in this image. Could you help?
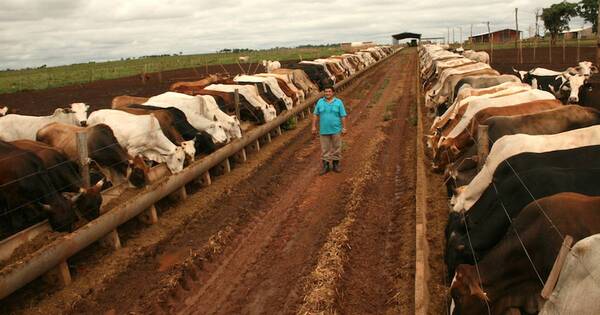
[311,86,347,175]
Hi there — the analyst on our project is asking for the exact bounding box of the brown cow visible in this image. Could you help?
[272,69,319,96]
[451,193,600,315]
[36,123,149,188]
[435,99,562,168]
[111,95,149,109]
[169,73,230,93]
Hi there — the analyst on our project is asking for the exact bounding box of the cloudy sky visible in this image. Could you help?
[1,0,589,69]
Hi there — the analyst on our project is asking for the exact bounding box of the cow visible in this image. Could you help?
[0,140,76,237]
[233,75,292,113]
[262,60,281,73]
[124,103,218,154]
[430,89,556,167]
[462,50,490,64]
[272,68,320,96]
[453,125,600,213]
[204,85,277,122]
[447,166,600,279]
[190,89,266,124]
[516,70,591,104]
[0,106,7,116]
[257,72,305,103]
[288,62,334,90]
[169,73,230,93]
[485,105,600,144]
[451,74,521,105]
[87,110,186,174]
[111,95,149,109]
[435,99,561,167]
[115,106,196,161]
[451,193,600,315]
[0,104,88,141]
[36,122,149,188]
[144,92,230,144]
[196,96,242,140]
[11,140,104,221]
[539,233,600,315]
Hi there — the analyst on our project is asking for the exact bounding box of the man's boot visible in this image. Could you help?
[320,160,330,175]
[332,160,341,173]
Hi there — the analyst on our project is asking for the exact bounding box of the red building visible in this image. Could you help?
[469,29,522,43]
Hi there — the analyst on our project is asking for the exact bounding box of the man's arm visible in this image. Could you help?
[341,117,347,134]
[312,114,319,134]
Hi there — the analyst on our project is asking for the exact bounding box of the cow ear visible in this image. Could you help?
[592,66,599,74]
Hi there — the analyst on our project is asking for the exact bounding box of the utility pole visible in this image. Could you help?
[448,27,450,45]
[487,21,493,63]
[470,24,473,48]
[515,8,522,63]
[452,27,455,44]
[460,26,463,45]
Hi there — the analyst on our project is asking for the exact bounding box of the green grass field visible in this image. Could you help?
[453,38,596,51]
[0,46,344,94]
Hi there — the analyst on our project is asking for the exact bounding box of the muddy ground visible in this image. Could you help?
[0,48,444,315]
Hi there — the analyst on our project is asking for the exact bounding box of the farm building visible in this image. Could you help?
[391,32,421,46]
[561,27,594,39]
[469,28,522,43]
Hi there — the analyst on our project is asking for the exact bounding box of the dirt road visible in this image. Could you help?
[4,48,422,315]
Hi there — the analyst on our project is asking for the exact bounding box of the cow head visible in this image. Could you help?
[65,180,104,221]
[206,122,229,144]
[511,68,528,82]
[450,264,490,315]
[165,146,185,174]
[127,155,149,188]
[70,103,90,126]
[562,73,589,104]
[40,194,77,232]
[571,61,599,78]
[181,139,196,162]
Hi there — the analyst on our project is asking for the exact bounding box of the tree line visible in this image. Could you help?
[542,0,597,42]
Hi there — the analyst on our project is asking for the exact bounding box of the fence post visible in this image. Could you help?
[577,35,581,62]
[234,89,241,121]
[549,39,552,63]
[142,64,147,84]
[562,36,566,64]
[477,125,489,172]
[76,131,90,188]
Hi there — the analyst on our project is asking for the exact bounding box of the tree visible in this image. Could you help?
[542,1,578,43]
[577,0,598,32]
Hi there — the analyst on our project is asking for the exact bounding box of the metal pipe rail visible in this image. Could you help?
[0,47,401,300]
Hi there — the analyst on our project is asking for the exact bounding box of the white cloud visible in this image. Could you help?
[0,0,590,69]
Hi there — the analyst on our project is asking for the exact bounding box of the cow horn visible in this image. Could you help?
[39,203,52,212]
[69,191,84,203]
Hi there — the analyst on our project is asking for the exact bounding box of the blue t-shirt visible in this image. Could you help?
[313,97,347,135]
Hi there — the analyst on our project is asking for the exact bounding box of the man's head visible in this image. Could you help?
[324,86,335,99]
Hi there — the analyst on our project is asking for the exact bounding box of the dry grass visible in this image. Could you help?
[298,132,385,315]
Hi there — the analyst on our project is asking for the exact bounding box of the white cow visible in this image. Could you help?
[204,84,277,122]
[453,124,600,212]
[0,103,88,141]
[262,60,281,73]
[87,109,185,174]
[256,72,305,103]
[0,107,7,116]
[233,75,293,109]
[144,92,229,144]
[198,95,242,140]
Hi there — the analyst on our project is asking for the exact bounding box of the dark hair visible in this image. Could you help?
[323,85,335,92]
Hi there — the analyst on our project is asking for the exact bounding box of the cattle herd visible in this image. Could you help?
[0,47,394,245]
[420,44,600,314]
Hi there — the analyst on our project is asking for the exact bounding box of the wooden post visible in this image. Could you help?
[563,36,566,64]
[549,38,552,63]
[176,186,187,201]
[234,89,241,121]
[101,230,122,250]
[76,131,90,188]
[252,139,261,152]
[158,64,163,83]
[477,125,489,171]
[541,235,574,299]
[142,64,147,84]
[275,126,282,136]
[265,132,272,143]
[221,158,231,174]
[45,260,72,288]
[577,35,581,62]
[533,36,537,62]
[234,148,247,163]
[139,205,158,225]
[262,82,267,93]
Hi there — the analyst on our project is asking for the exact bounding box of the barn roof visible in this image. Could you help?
[391,32,421,40]
[470,28,522,38]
